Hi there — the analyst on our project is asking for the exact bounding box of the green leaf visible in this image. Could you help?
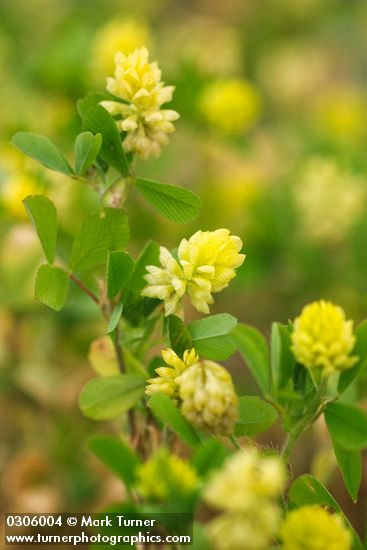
[107,302,123,334]
[35,264,69,311]
[232,324,270,395]
[191,439,228,477]
[188,314,237,361]
[324,401,367,451]
[107,251,134,299]
[88,435,140,487]
[136,178,201,224]
[149,393,201,448]
[289,474,343,510]
[128,241,159,293]
[271,322,295,391]
[83,105,128,175]
[69,208,129,272]
[78,374,145,420]
[164,315,193,356]
[122,347,148,378]
[235,396,278,436]
[74,131,102,175]
[23,195,57,263]
[121,241,160,325]
[289,474,363,550]
[77,91,124,118]
[338,320,367,394]
[333,444,361,503]
[12,132,73,175]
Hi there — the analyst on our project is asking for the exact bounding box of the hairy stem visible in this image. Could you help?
[281,427,304,462]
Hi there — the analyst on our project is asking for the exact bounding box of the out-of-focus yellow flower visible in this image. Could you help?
[313,88,367,143]
[280,505,352,550]
[141,229,245,315]
[258,43,329,109]
[199,79,261,134]
[100,47,179,160]
[145,347,198,398]
[291,300,357,377]
[0,149,40,219]
[2,176,38,219]
[136,448,198,500]
[207,507,280,550]
[177,360,238,436]
[204,448,285,512]
[91,18,151,81]
[204,449,285,550]
[294,158,365,244]
[165,17,241,77]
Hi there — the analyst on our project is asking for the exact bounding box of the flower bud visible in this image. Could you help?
[177,360,239,435]
[291,300,357,377]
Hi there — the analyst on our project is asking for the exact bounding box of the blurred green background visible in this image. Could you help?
[1,0,367,534]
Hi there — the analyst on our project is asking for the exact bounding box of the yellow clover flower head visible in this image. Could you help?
[206,506,280,550]
[199,79,261,134]
[204,449,285,550]
[313,87,367,144]
[291,300,357,377]
[100,47,179,160]
[141,229,245,315]
[280,505,352,550]
[145,347,198,398]
[204,448,286,513]
[136,448,198,500]
[177,359,239,436]
[294,158,365,245]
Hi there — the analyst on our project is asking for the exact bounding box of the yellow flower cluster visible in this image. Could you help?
[291,300,357,377]
[136,448,198,500]
[145,347,198,398]
[280,505,352,550]
[199,79,261,134]
[141,229,245,315]
[294,158,365,244]
[313,87,367,144]
[146,347,238,436]
[177,359,238,436]
[0,149,40,219]
[204,448,285,550]
[100,47,179,160]
[204,448,285,512]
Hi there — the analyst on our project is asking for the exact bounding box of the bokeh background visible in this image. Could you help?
[1,0,367,538]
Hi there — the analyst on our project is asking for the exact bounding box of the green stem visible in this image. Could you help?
[229,434,242,450]
[281,426,304,462]
[113,323,125,373]
[281,377,329,462]
[68,273,99,304]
